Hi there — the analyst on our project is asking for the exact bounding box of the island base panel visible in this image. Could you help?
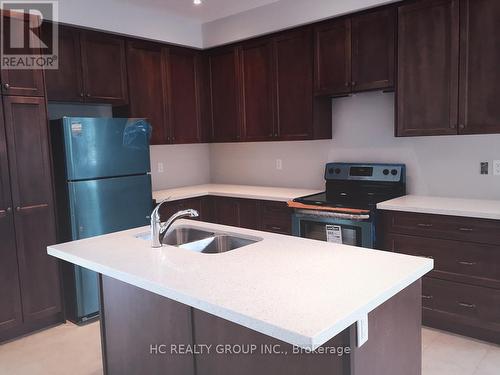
[99,275,422,375]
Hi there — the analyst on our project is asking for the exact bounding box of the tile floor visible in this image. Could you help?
[0,323,499,374]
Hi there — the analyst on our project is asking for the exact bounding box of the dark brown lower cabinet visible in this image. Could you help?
[100,275,422,375]
[158,195,292,235]
[0,96,63,342]
[380,210,500,344]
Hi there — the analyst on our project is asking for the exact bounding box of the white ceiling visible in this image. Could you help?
[130,0,282,23]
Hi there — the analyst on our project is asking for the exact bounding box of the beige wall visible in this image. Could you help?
[209,92,500,200]
[150,144,211,190]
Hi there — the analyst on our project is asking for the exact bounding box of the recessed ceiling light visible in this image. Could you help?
[193,0,202,5]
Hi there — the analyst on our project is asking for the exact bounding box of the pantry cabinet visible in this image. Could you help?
[0,96,63,342]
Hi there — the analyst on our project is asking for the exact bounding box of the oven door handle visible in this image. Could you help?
[295,209,370,220]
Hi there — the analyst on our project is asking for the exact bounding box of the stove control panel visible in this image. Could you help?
[325,163,406,182]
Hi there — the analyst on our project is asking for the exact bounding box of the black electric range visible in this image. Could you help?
[291,163,406,248]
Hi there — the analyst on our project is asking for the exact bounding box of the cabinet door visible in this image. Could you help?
[167,47,202,144]
[212,197,240,226]
[458,0,500,135]
[314,19,351,95]
[44,25,84,102]
[0,13,44,96]
[126,41,168,145]
[80,31,128,105]
[240,39,276,141]
[238,199,260,230]
[3,96,62,324]
[274,28,314,140]
[0,104,23,337]
[397,0,459,136]
[351,8,396,92]
[208,47,241,142]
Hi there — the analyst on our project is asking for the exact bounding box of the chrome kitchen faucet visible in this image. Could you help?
[150,199,199,248]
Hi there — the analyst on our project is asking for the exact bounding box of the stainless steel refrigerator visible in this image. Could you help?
[50,117,153,324]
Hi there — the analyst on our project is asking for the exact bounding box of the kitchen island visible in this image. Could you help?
[48,220,433,375]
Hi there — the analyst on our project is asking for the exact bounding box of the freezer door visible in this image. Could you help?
[68,174,152,239]
[67,174,152,320]
[60,117,151,180]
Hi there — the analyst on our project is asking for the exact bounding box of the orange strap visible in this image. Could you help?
[287,200,370,215]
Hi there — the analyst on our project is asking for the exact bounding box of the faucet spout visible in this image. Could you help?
[150,200,199,248]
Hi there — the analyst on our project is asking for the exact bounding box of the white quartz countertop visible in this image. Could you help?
[153,184,321,202]
[48,220,432,350]
[377,195,500,220]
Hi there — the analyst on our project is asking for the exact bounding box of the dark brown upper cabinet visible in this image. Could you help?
[274,28,315,140]
[396,0,460,137]
[125,42,204,145]
[314,18,351,96]
[44,26,128,105]
[458,0,500,135]
[80,31,128,105]
[44,25,84,102]
[239,39,276,141]
[1,12,45,97]
[126,40,168,145]
[351,8,395,92]
[208,47,241,142]
[166,47,202,144]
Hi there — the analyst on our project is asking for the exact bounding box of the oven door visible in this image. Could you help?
[292,211,374,248]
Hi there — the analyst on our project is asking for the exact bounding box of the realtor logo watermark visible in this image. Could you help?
[1,1,58,69]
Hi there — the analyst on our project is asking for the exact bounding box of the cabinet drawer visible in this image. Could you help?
[385,233,500,289]
[422,277,500,329]
[383,211,500,245]
[260,201,292,235]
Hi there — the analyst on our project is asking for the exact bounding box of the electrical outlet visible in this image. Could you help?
[494,160,500,176]
[157,162,164,173]
[275,159,283,170]
[480,162,489,175]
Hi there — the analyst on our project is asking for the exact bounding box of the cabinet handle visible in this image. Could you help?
[458,302,476,309]
[3,83,9,90]
[16,204,49,212]
[417,223,433,228]
[457,261,476,266]
[80,92,84,97]
[270,226,282,231]
[86,93,91,97]
[458,227,473,232]
[0,207,11,217]
[459,124,465,129]
[422,295,433,300]
[351,81,356,86]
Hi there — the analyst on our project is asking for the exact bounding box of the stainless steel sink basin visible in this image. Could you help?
[162,227,215,246]
[135,225,262,253]
[179,234,261,254]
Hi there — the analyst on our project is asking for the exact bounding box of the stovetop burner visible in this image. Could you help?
[293,163,406,211]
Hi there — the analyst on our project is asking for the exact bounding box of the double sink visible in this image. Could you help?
[136,226,262,254]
